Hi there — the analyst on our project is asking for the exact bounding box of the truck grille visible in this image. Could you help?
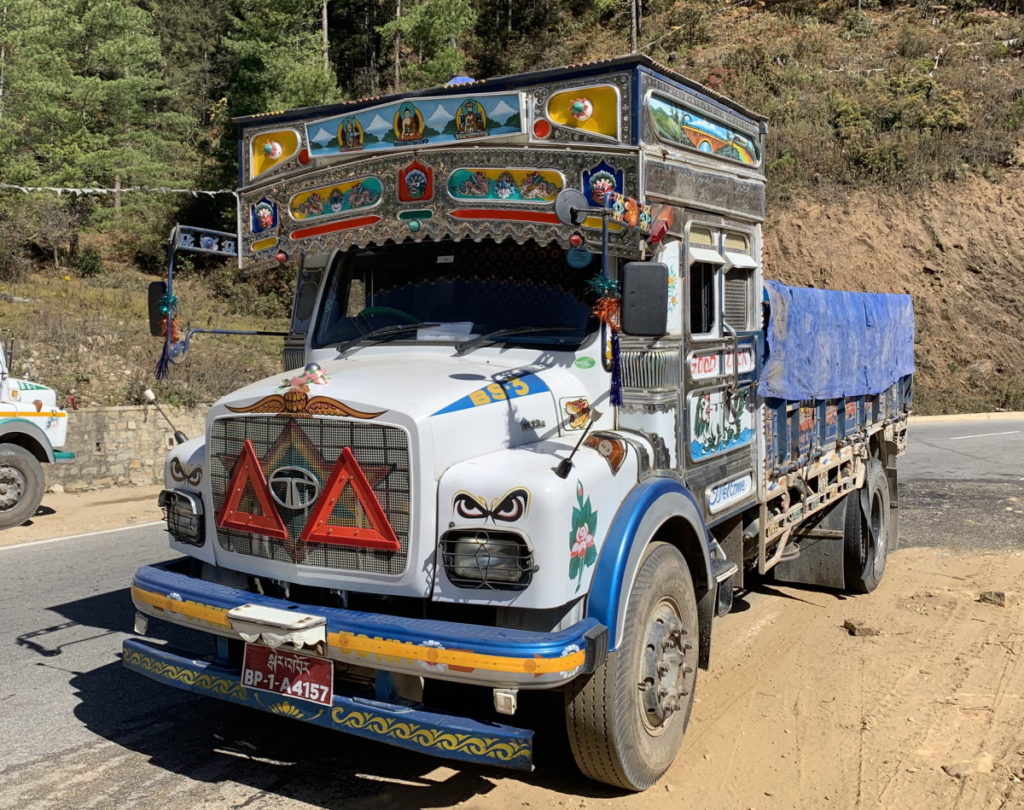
[209,416,411,574]
[620,349,681,390]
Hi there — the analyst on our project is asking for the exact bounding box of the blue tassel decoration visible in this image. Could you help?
[609,330,622,406]
[155,344,171,379]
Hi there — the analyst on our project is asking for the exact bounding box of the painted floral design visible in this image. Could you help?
[568,481,599,591]
[667,263,679,311]
[270,701,305,718]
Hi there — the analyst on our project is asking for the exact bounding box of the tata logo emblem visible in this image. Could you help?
[268,466,320,510]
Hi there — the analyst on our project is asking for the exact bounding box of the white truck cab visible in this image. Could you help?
[0,336,73,528]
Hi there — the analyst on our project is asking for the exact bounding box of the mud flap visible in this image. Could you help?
[697,586,715,670]
[885,465,900,551]
[771,496,847,590]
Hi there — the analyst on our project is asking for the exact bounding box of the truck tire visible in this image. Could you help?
[565,542,698,791]
[844,459,889,593]
[0,443,45,530]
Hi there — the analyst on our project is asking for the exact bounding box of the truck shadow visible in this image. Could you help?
[34,587,617,806]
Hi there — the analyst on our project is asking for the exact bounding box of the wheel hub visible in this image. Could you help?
[638,599,693,730]
[0,464,26,510]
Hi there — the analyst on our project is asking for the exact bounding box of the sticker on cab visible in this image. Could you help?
[432,373,549,416]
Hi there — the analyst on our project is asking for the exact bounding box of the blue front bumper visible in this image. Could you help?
[123,638,534,770]
[130,560,606,688]
[125,559,611,771]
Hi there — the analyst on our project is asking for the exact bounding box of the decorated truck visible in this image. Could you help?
[0,334,73,529]
[125,56,913,791]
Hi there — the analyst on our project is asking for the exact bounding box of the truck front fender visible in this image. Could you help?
[587,477,711,653]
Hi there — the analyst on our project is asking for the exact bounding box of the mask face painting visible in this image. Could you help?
[452,488,530,523]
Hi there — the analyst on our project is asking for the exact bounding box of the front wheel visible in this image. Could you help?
[844,459,889,593]
[0,443,45,530]
[565,542,699,791]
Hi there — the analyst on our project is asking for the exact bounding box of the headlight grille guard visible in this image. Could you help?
[441,529,536,591]
[158,488,205,547]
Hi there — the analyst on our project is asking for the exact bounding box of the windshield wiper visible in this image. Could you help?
[455,326,576,356]
[337,322,439,356]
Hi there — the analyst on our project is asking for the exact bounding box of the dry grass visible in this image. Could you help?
[0,263,287,408]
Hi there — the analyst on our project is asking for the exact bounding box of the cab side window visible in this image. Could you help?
[689,262,717,336]
[687,226,723,338]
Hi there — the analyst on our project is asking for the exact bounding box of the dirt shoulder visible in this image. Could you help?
[0,485,164,548]
[446,547,1024,810]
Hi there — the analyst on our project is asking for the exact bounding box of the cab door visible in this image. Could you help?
[681,223,760,524]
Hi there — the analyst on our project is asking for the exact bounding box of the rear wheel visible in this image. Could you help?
[0,443,45,530]
[565,542,698,791]
[844,459,889,593]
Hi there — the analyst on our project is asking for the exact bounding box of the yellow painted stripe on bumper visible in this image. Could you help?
[327,631,585,675]
[132,586,231,629]
[132,585,586,676]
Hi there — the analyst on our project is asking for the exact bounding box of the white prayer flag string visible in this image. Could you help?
[0,183,238,198]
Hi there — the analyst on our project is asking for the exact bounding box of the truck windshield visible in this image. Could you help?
[312,239,597,351]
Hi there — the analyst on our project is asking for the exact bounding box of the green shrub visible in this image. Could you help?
[850,141,908,180]
[896,26,933,59]
[830,95,876,145]
[882,74,971,132]
[71,246,104,278]
[841,10,873,40]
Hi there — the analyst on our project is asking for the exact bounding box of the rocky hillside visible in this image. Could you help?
[765,167,1024,413]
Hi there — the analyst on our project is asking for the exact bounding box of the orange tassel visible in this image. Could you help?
[161,317,183,343]
[593,296,620,331]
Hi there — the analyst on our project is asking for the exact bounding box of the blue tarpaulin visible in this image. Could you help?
[758,281,915,401]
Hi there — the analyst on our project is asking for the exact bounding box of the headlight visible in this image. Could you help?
[158,489,205,547]
[441,530,535,590]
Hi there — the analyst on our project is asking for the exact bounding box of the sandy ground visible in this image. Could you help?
[491,547,1024,810]
[0,485,164,548]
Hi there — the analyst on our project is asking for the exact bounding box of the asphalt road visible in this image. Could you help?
[0,416,1021,808]
[902,416,1024,482]
[899,416,1024,550]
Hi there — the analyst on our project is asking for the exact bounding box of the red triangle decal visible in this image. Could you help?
[300,446,400,551]
[216,439,288,539]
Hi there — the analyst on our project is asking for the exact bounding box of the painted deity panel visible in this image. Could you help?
[447,168,563,203]
[306,92,523,159]
[289,177,383,221]
[689,386,755,461]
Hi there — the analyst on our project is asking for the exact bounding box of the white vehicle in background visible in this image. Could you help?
[0,333,74,528]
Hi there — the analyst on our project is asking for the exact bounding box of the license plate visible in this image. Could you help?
[241,644,334,707]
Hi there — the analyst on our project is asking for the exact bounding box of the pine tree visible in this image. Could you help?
[221,0,339,117]
[0,0,196,264]
[377,0,476,91]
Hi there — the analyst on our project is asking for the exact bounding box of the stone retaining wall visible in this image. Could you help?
[45,405,209,492]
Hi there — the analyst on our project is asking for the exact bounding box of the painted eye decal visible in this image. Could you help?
[492,488,528,522]
[452,488,531,522]
[454,492,488,520]
[170,457,203,486]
